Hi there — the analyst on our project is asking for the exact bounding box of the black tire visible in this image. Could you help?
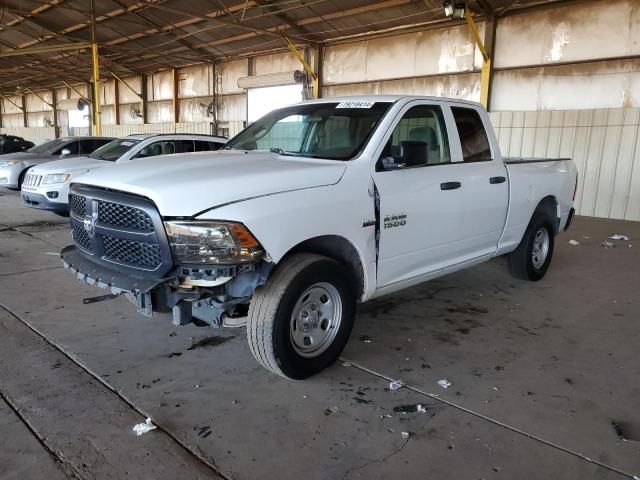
[507,213,555,281]
[247,253,356,379]
[7,169,27,191]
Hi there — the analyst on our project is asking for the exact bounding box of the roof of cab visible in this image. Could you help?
[125,133,227,141]
[297,95,483,108]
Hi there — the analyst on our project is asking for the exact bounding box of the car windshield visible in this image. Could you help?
[225,101,392,160]
[28,138,68,154]
[89,138,141,161]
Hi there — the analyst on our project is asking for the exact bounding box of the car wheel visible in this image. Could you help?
[507,213,555,281]
[7,169,27,191]
[247,253,356,379]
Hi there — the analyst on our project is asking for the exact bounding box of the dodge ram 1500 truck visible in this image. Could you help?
[60,96,578,379]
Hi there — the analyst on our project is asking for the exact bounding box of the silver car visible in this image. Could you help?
[0,136,115,190]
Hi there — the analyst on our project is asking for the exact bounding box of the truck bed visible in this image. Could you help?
[503,157,571,164]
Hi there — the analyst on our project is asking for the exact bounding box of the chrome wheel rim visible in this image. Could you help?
[531,227,550,269]
[290,282,342,358]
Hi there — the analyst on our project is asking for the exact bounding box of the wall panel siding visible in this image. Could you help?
[491,107,640,221]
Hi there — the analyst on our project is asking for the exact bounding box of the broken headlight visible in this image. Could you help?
[164,221,264,264]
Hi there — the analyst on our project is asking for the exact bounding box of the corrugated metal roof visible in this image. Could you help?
[0,0,575,91]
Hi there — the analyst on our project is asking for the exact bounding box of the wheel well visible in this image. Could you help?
[534,196,559,233]
[285,236,365,300]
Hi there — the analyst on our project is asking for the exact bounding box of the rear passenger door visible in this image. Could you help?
[448,104,509,260]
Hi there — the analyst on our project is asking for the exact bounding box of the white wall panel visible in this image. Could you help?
[148,70,174,101]
[118,76,142,104]
[218,59,248,95]
[0,126,56,143]
[491,107,640,221]
[180,64,212,98]
[2,96,23,115]
[148,100,174,123]
[495,0,640,69]
[323,72,480,101]
[25,92,53,112]
[323,24,483,85]
[254,52,301,76]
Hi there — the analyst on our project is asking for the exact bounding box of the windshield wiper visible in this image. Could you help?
[270,147,286,155]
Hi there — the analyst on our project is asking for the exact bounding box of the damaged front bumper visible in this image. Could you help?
[61,245,271,326]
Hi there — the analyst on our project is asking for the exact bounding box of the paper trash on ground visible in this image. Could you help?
[609,235,630,241]
[568,239,580,246]
[389,379,403,390]
[133,418,157,436]
[437,379,452,389]
[401,431,410,439]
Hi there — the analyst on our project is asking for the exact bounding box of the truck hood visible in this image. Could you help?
[73,151,347,217]
[29,156,110,175]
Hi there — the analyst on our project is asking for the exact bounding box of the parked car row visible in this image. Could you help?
[39,95,577,380]
[15,133,226,214]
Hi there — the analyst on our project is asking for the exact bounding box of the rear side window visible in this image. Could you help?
[194,140,212,152]
[451,107,492,162]
[209,141,225,150]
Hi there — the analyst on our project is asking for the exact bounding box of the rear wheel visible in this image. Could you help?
[507,213,555,281]
[246,253,356,379]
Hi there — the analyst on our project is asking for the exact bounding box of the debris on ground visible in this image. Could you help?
[601,241,615,248]
[133,417,157,436]
[380,414,392,419]
[401,431,410,439]
[437,379,452,389]
[612,421,640,442]
[324,406,339,416]
[393,404,427,414]
[568,239,580,246]
[342,361,352,367]
[608,234,630,241]
[43,252,59,256]
[389,379,403,390]
[359,335,372,343]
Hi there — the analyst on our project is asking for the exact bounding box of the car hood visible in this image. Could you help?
[0,152,52,162]
[73,150,348,217]
[29,156,110,175]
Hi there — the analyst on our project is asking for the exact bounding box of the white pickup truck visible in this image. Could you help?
[60,96,577,379]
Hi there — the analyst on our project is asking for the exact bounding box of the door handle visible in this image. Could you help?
[440,181,462,190]
[490,176,506,184]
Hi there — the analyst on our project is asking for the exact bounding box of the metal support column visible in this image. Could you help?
[284,36,318,99]
[21,95,27,127]
[114,79,120,126]
[140,74,148,124]
[172,68,179,132]
[91,43,101,135]
[464,8,495,110]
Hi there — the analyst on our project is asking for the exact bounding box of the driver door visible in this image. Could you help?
[373,101,466,288]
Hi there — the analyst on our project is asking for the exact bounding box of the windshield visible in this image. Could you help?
[225,101,392,160]
[28,138,68,154]
[89,138,141,161]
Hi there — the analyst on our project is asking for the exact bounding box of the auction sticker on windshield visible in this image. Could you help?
[336,101,375,109]
[121,141,134,146]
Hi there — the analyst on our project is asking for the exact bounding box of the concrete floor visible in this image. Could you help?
[0,188,638,480]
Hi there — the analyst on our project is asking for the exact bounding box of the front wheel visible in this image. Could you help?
[507,214,555,281]
[246,253,356,379]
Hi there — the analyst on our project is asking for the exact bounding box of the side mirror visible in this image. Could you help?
[60,148,71,157]
[381,156,405,170]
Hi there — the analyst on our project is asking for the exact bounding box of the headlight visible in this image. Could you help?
[0,160,18,167]
[42,173,70,185]
[164,221,264,264]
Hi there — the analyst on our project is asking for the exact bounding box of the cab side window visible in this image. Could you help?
[378,105,450,171]
[135,141,177,158]
[451,107,492,162]
[79,140,99,154]
[194,140,211,152]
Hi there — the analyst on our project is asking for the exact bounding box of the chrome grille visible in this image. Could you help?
[72,223,93,252]
[24,173,42,187]
[69,194,86,217]
[98,200,153,231]
[102,237,161,268]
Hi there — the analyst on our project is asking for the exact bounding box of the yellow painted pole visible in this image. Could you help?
[283,36,318,99]
[464,8,491,109]
[91,42,101,135]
